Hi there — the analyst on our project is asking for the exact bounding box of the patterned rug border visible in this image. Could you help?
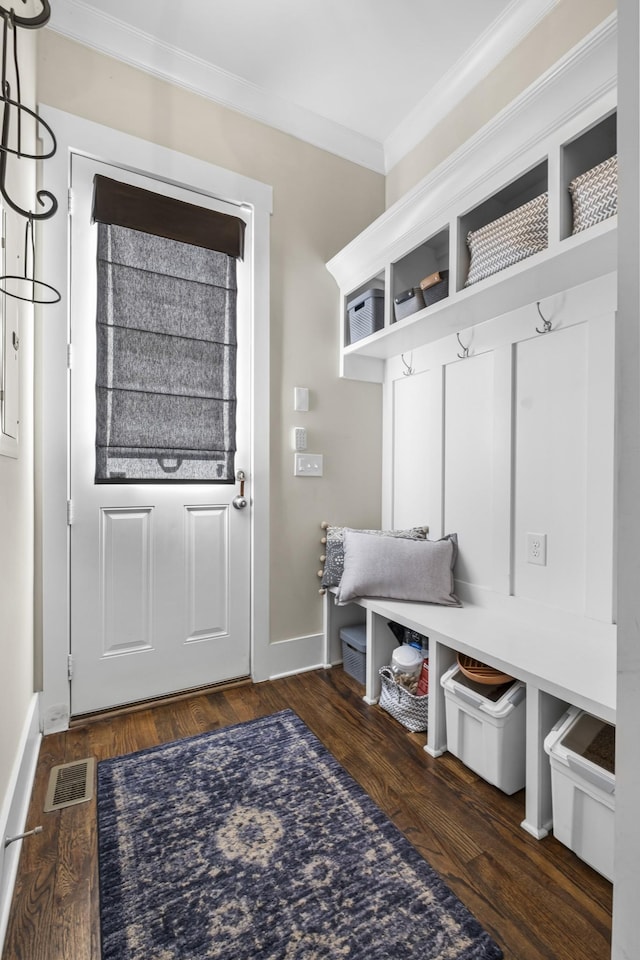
[97,708,503,960]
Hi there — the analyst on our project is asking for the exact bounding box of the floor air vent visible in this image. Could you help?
[44,758,95,812]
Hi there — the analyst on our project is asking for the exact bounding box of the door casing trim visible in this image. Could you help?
[37,106,272,733]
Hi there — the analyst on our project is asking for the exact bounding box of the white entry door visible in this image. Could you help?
[69,154,251,715]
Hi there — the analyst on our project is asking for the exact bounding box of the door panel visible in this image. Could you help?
[184,505,229,640]
[100,506,154,655]
[69,154,251,715]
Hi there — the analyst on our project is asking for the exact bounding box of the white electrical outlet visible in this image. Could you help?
[526,533,547,565]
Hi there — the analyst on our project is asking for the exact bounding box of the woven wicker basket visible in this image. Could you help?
[569,154,617,234]
[379,667,428,732]
[456,653,514,686]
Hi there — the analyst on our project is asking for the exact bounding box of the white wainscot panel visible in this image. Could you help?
[100,507,153,655]
[392,368,442,533]
[185,505,229,642]
[514,324,588,613]
[444,352,495,588]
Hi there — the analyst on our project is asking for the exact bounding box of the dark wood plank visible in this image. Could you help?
[1,669,612,960]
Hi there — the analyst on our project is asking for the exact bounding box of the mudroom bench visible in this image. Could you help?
[323,585,616,839]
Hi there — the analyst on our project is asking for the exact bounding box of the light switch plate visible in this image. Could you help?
[294,453,323,477]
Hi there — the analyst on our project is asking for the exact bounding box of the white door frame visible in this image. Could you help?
[37,107,272,733]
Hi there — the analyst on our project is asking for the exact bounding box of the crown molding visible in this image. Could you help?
[46,0,386,173]
[47,0,563,174]
[383,0,560,172]
[327,13,617,292]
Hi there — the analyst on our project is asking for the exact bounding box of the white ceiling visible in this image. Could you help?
[48,0,559,173]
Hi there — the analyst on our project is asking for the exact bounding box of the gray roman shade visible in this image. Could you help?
[92,176,244,483]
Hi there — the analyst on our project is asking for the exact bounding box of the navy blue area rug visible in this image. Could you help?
[97,709,503,959]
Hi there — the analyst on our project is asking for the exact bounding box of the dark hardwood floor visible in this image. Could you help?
[2,667,612,960]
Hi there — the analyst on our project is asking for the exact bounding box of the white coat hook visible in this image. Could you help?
[401,353,414,376]
[456,332,470,359]
[535,301,553,334]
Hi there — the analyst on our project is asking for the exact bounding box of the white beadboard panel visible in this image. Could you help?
[585,312,616,623]
[383,276,616,620]
[513,323,588,613]
[391,368,443,535]
[444,352,495,588]
[100,507,153,655]
[491,344,515,595]
[185,505,229,641]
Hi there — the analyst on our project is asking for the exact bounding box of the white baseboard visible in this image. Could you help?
[0,694,42,956]
[266,633,325,681]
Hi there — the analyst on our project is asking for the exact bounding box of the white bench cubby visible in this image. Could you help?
[323,586,615,841]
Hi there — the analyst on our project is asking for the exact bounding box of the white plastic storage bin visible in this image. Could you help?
[441,663,526,795]
[544,707,615,881]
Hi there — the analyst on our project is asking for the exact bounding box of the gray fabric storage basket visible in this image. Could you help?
[420,270,449,307]
[346,288,384,343]
[393,287,425,322]
[340,623,367,684]
[569,154,617,234]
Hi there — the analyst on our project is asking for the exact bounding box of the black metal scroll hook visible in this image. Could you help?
[0,214,61,303]
[0,1,51,30]
[0,7,58,220]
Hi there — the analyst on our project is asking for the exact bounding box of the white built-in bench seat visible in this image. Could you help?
[323,583,616,839]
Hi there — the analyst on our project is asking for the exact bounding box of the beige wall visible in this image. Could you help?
[30,1,615,668]
[0,31,36,838]
[36,31,386,646]
[386,0,617,207]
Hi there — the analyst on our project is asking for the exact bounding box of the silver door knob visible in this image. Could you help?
[233,470,247,509]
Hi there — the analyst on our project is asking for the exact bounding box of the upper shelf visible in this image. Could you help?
[343,217,617,364]
[326,16,617,382]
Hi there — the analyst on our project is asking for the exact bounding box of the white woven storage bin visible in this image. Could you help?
[465,193,548,287]
[379,666,428,732]
[569,154,617,234]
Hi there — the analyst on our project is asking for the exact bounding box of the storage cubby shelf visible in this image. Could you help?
[327,21,617,382]
[343,218,616,365]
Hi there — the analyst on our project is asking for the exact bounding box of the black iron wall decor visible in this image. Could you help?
[0,0,60,304]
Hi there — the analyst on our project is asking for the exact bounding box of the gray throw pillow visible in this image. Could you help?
[321,524,429,589]
[336,531,459,606]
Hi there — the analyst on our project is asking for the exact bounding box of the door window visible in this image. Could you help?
[92,174,245,483]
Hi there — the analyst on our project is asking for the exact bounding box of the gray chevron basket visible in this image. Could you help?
[465,192,548,286]
[569,154,617,234]
[378,666,428,732]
